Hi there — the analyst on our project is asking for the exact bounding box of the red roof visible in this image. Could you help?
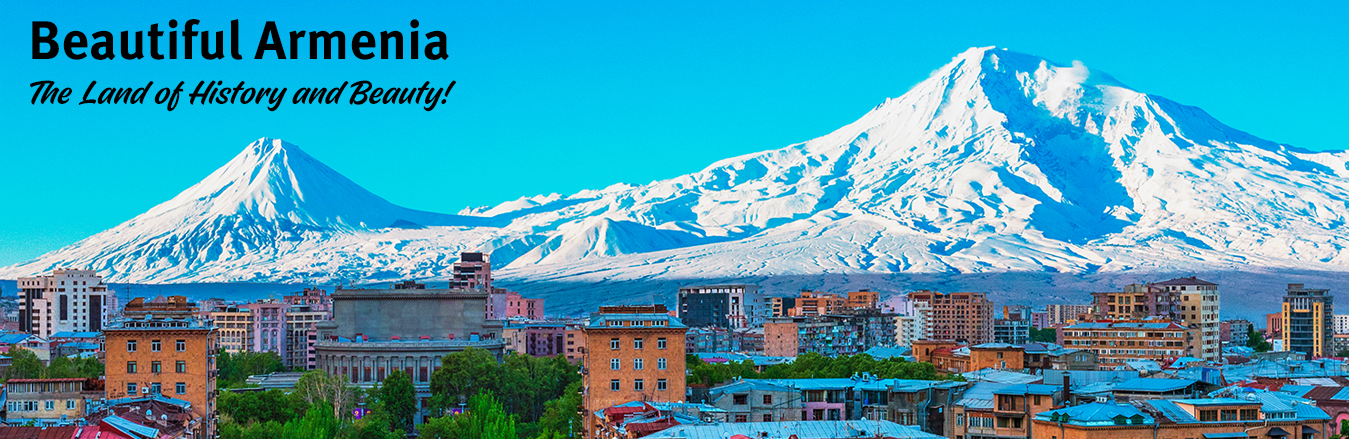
[0,426,82,439]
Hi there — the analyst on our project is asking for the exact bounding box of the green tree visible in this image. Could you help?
[46,355,76,378]
[217,350,286,389]
[280,400,339,439]
[218,389,306,425]
[1247,326,1273,352]
[420,391,516,439]
[294,370,360,421]
[533,381,584,439]
[4,348,44,381]
[429,347,502,415]
[1029,327,1058,343]
[381,370,417,432]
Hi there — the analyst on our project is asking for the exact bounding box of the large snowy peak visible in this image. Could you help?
[4,47,1348,284]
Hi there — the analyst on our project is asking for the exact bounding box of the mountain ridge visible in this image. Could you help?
[4,46,1348,284]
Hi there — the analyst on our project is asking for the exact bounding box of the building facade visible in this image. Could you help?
[1058,319,1191,369]
[103,315,218,437]
[3,378,99,425]
[582,304,688,433]
[1153,277,1220,362]
[764,311,897,357]
[1282,283,1334,358]
[677,285,763,329]
[314,283,506,425]
[1043,304,1094,327]
[450,252,492,290]
[15,269,110,338]
[1220,319,1252,347]
[906,291,995,344]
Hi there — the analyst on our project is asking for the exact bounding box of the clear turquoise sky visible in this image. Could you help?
[1,0,1346,267]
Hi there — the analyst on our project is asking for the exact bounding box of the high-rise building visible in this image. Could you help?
[676,285,763,328]
[1281,283,1334,358]
[15,269,110,338]
[103,314,218,437]
[906,291,994,344]
[582,305,688,436]
[1043,304,1093,326]
[1153,277,1221,362]
[451,252,492,290]
[993,306,1032,345]
[1336,314,1349,335]
[895,301,932,348]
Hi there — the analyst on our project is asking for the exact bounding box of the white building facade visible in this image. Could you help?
[15,269,110,338]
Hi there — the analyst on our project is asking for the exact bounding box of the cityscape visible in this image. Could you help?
[0,254,1342,438]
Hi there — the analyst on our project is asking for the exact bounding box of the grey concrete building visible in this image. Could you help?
[677,285,764,329]
[314,282,506,425]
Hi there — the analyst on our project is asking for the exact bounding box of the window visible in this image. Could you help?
[1240,409,1258,420]
[657,379,667,391]
[176,340,186,351]
[735,414,748,422]
[67,400,76,410]
[176,382,187,394]
[734,394,748,405]
[610,379,620,391]
[763,414,773,422]
[44,400,54,410]
[610,338,620,350]
[1199,410,1218,422]
[127,340,137,352]
[657,358,668,370]
[634,338,644,349]
[152,340,162,352]
[151,361,162,373]
[658,338,667,349]
[176,361,187,373]
[634,379,644,391]
[634,358,644,370]
[127,361,137,373]
[151,383,161,394]
[610,358,620,370]
[1220,410,1238,421]
[1034,395,1042,405]
[127,383,137,395]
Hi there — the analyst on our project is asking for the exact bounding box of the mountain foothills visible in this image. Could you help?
[4,47,1348,285]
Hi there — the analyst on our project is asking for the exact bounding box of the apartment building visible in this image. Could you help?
[209,304,253,353]
[582,304,688,436]
[15,268,110,338]
[1153,277,1220,362]
[1220,319,1252,347]
[1043,304,1094,327]
[763,310,897,357]
[1282,283,1334,358]
[450,252,492,290]
[103,315,218,437]
[677,284,763,329]
[3,378,101,425]
[1090,283,1183,322]
[1059,318,1191,369]
[906,291,995,344]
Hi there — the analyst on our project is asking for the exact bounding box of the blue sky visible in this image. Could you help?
[1,0,1346,267]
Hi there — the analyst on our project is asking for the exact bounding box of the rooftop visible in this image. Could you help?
[643,420,940,439]
[1035,402,1154,426]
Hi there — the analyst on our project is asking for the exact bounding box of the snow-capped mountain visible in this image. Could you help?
[4,47,1348,285]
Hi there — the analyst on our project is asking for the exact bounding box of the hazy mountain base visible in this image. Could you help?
[6,270,1340,323]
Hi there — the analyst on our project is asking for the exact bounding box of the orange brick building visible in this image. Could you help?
[912,341,1025,374]
[1032,398,1330,439]
[1058,318,1190,369]
[104,315,217,437]
[582,305,688,436]
[906,291,995,344]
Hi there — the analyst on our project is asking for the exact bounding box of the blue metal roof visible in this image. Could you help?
[102,415,161,438]
[992,384,1060,396]
[51,331,101,338]
[643,420,940,439]
[0,334,32,344]
[862,346,913,360]
[1035,402,1154,426]
[1113,378,1198,393]
[961,368,1040,384]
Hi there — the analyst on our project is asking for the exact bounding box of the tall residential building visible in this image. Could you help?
[244,300,287,358]
[894,301,932,348]
[1336,314,1349,334]
[676,285,763,328]
[15,269,110,338]
[1153,276,1221,362]
[581,305,688,437]
[1043,304,1093,326]
[906,291,994,344]
[1059,318,1191,369]
[451,252,492,290]
[1090,284,1183,322]
[1282,283,1334,358]
[103,315,218,437]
